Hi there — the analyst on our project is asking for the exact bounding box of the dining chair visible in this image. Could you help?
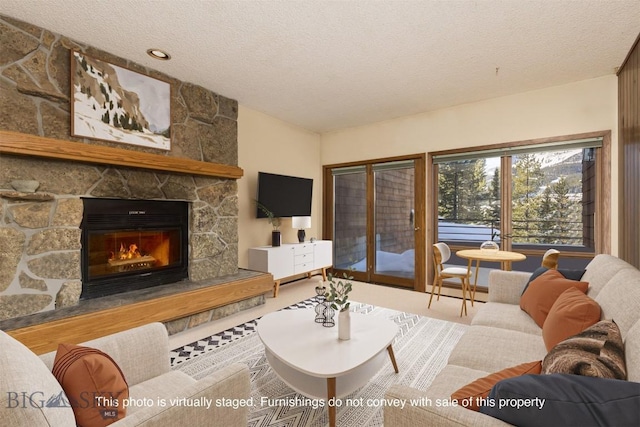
[429,242,472,316]
[541,248,560,269]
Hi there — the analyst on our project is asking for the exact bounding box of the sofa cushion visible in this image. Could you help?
[582,254,636,299]
[480,374,640,427]
[448,325,548,373]
[41,322,171,386]
[625,321,640,382]
[594,268,640,338]
[127,370,195,415]
[52,343,129,426]
[471,302,542,335]
[386,365,508,427]
[487,270,531,304]
[0,331,76,426]
[542,287,601,351]
[520,269,589,327]
[542,319,626,380]
[452,361,541,411]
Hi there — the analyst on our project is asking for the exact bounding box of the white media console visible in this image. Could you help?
[248,240,333,297]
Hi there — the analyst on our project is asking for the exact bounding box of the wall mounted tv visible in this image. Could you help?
[256,172,313,218]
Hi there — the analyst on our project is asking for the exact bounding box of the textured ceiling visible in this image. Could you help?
[2,0,639,133]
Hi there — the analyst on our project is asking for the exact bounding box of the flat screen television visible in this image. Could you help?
[256,172,313,218]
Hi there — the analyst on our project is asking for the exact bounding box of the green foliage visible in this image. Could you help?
[551,177,575,240]
[512,154,543,200]
[438,161,467,219]
[511,154,544,241]
[438,159,492,222]
[438,150,585,246]
[255,200,281,230]
[467,158,488,221]
[488,168,501,221]
[537,186,554,243]
[325,272,353,312]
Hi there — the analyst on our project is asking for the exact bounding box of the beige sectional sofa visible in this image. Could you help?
[1,322,250,426]
[384,254,640,426]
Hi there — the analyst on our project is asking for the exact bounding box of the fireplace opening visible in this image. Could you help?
[81,198,189,299]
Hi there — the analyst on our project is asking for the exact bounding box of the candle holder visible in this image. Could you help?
[322,305,336,328]
[314,283,335,327]
[314,284,326,324]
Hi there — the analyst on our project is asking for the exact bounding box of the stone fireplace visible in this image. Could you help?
[0,162,240,322]
[0,15,260,332]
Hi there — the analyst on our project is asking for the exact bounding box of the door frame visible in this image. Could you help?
[323,153,426,291]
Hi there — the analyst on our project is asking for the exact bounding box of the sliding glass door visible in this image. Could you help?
[333,166,367,273]
[372,161,417,282]
[325,155,425,290]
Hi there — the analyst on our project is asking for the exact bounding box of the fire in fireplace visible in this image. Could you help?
[80,198,189,299]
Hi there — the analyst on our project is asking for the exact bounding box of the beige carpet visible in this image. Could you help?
[170,275,480,349]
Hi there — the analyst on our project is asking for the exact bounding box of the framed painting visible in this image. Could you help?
[70,50,171,150]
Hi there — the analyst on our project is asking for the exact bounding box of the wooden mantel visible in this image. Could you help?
[0,130,244,179]
[6,271,274,355]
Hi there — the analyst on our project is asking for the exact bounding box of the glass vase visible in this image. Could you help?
[480,240,499,252]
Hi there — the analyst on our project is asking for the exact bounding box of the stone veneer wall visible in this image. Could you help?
[0,14,245,325]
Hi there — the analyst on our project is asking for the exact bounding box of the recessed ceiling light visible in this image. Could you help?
[147,49,171,60]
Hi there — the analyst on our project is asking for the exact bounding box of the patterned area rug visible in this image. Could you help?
[170,298,467,426]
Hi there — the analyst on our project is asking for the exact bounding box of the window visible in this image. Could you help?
[437,157,501,245]
[431,132,610,277]
[510,148,595,250]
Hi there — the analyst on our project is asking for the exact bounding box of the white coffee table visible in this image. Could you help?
[257,308,399,427]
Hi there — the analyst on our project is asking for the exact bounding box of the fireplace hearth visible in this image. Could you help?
[81,198,189,299]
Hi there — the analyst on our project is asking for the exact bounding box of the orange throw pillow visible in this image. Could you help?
[520,269,589,327]
[451,361,542,411]
[52,344,128,426]
[542,287,601,351]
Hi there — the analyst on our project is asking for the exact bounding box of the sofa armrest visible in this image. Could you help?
[112,363,250,427]
[487,270,531,305]
[40,322,171,385]
[384,385,509,427]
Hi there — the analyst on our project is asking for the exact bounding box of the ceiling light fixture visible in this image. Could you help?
[146,49,171,60]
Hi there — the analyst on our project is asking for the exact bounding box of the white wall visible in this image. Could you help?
[237,106,322,268]
[320,76,619,253]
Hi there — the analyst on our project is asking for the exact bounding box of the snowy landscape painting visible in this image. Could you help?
[71,51,171,150]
